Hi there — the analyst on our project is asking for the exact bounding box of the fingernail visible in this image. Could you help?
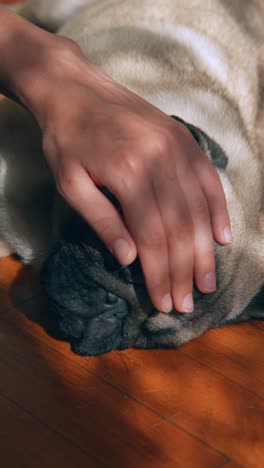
[161,293,173,313]
[224,226,233,244]
[204,272,216,291]
[182,293,194,313]
[113,239,131,263]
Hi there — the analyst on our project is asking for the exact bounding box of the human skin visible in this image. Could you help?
[0,7,232,314]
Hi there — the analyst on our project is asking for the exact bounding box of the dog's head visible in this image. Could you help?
[41,116,264,355]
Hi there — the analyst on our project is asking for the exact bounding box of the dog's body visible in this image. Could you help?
[0,0,263,355]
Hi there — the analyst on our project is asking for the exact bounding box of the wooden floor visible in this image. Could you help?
[0,255,263,468]
[1,1,264,466]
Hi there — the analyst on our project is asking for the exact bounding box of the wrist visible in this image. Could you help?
[0,7,122,129]
[0,7,63,111]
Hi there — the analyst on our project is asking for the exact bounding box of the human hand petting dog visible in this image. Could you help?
[0,7,232,313]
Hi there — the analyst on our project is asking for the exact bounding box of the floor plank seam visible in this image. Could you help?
[1,319,232,463]
[250,322,264,333]
[0,283,262,463]
[2,295,263,401]
[178,348,264,401]
[2,289,263,396]
[0,386,106,466]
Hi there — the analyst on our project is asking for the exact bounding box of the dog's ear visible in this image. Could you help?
[171,115,228,171]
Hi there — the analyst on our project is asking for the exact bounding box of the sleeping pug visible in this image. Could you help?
[0,0,263,355]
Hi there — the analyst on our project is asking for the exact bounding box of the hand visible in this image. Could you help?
[6,29,232,314]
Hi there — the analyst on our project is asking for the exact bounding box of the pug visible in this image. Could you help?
[0,0,263,355]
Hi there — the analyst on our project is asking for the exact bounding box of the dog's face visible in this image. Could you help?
[41,117,264,355]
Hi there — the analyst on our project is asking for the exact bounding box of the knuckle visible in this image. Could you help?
[204,245,215,259]
[56,167,78,198]
[56,36,83,58]
[167,221,194,247]
[151,286,167,305]
[197,247,215,269]
[148,274,169,297]
[43,129,71,160]
[119,152,142,177]
[195,235,215,263]
[47,130,71,156]
[150,133,170,158]
[114,155,144,196]
[213,169,221,183]
[193,195,209,219]
[208,167,222,188]
[42,134,56,157]
[138,229,165,250]
[92,216,116,238]
[65,38,83,55]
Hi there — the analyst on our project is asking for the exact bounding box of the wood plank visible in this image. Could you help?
[252,321,264,332]
[0,295,261,467]
[1,260,263,404]
[83,348,264,466]
[0,258,263,466]
[0,257,41,305]
[0,392,101,468]
[0,304,226,468]
[221,462,245,468]
[179,324,264,398]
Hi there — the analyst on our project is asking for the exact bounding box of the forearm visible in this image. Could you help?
[0,6,114,124]
[0,7,54,99]
[0,6,91,117]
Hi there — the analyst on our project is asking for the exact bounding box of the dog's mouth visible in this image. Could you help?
[40,225,153,355]
[40,230,217,356]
